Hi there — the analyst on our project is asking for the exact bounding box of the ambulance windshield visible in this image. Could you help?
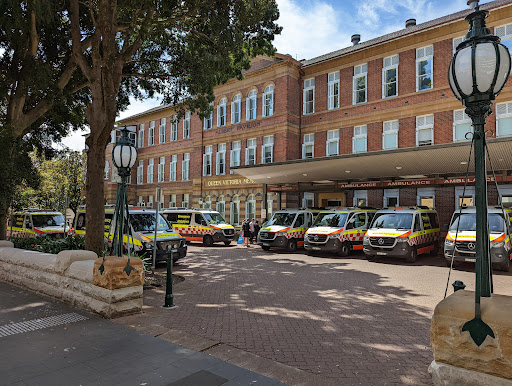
[449,213,505,233]
[130,214,169,232]
[267,213,295,226]
[313,212,348,228]
[32,214,65,228]
[203,212,226,224]
[371,213,413,230]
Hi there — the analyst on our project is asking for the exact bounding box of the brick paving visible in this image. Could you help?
[116,245,512,385]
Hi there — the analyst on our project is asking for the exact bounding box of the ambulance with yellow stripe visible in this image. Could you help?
[7,209,71,238]
[257,209,321,252]
[161,208,235,246]
[74,206,186,262]
[304,208,377,256]
[363,207,440,263]
[444,207,512,271]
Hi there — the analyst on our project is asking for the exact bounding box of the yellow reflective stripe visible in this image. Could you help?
[106,234,143,246]
[342,229,365,235]
[146,233,181,239]
[75,230,85,236]
[410,228,440,239]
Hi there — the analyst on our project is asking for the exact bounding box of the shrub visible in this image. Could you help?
[9,236,85,254]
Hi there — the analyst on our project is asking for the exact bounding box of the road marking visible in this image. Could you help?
[0,313,88,337]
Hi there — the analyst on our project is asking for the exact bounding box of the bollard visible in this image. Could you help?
[163,247,177,309]
[452,280,466,292]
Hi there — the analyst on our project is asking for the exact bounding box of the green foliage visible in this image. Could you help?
[9,236,85,254]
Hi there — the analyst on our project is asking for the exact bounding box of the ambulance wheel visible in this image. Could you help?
[405,247,417,263]
[203,235,214,246]
[262,246,271,251]
[430,243,439,256]
[338,243,350,257]
[224,241,231,246]
[286,239,298,252]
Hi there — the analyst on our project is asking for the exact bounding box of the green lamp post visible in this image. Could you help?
[448,0,511,346]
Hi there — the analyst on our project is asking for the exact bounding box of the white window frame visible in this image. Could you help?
[158,156,165,183]
[230,140,241,174]
[217,98,227,126]
[148,121,155,146]
[417,188,435,208]
[137,160,143,184]
[231,94,241,124]
[216,196,226,218]
[262,85,274,117]
[169,155,177,181]
[382,55,398,99]
[246,194,256,220]
[302,133,314,159]
[183,194,190,209]
[245,138,257,165]
[170,194,177,208]
[326,129,339,156]
[203,145,212,177]
[104,161,109,180]
[182,153,190,181]
[353,190,368,207]
[203,195,212,210]
[246,89,257,121]
[328,72,340,110]
[148,195,153,208]
[170,116,178,141]
[147,158,154,183]
[262,135,274,164]
[495,23,512,53]
[303,192,315,208]
[159,118,166,143]
[183,112,191,139]
[455,186,475,209]
[267,196,273,219]
[384,189,399,207]
[383,120,399,150]
[416,45,434,92]
[416,114,434,146]
[216,143,226,175]
[204,104,213,130]
[453,109,473,142]
[353,63,368,105]
[496,102,512,138]
[137,124,144,148]
[352,125,367,154]
[303,78,315,115]
[231,195,240,226]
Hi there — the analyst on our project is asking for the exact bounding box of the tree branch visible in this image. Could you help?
[70,0,93,80]
[30,10,38,57]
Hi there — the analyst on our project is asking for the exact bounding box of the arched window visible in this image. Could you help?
[246,89,257,121]
[231,94,241,124]
[204,195,212,209]
[262,85,274,117]
[231,195,240,225]
[246,194,256,220]
[217,98,227,127]
[216,195,225,218]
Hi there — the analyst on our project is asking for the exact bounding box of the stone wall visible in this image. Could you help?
[0,241,143,318]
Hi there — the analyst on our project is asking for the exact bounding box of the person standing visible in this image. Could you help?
[249,219,255,244]
[242,218,251,247]
[254,220,260,243]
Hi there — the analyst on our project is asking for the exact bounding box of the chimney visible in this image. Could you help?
[467,0,479,9]
[405,19,416,28]
[351,34,361,46]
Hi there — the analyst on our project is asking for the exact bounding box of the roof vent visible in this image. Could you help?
[467,0,479,9]
[405,19,416,28]
[351,34,361,46]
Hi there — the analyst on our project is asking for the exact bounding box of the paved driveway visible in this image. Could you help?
[116,245,512,385]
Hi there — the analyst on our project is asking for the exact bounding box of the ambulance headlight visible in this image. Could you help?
[144,241,153,250]
[492,241,504,249]
[445,239,454,247]
[363,236,369,242]
[304,234,309,241]
[328,234,338,239]
[396,238,409,243]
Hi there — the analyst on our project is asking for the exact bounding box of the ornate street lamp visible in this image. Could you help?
[448,0,511,346]
[101,125,138,276]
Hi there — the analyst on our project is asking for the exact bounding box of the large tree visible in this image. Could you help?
[70,0,281,254]
[0,0,88,239]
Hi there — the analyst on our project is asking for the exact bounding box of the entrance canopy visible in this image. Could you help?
[233,138,512,185]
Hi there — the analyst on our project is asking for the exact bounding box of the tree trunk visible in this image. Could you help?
[0,137,17,240]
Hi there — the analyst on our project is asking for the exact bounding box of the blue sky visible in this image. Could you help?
[61,0,493,150]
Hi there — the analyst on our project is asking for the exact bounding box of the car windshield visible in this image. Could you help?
[313,212,348,228]
[449,213,505,233]
[130,213,169,232]
[32,214,65,228]
[203,212,226,224]
[267,213,296,226]
[371,213,413,230]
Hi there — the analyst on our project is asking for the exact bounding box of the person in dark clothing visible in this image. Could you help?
[253,221,260,243]
[242,219,251,247]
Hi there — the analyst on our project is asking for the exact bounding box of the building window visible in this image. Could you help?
[158,156,165,183]
[217,195,225,218]
[203,145,212,176]
[267,196,273,219]
[246,194,256,220]
[302,133,314,159]
[137,160,143,184]
[383,120,399,150]
[204,104,213,130]
[231,93,241,124]
[384,189,399,207]
[171,116,178,141]
[170,194,177,208]
[148,121,155,146]
[169,155,177,181]
[182,153,190,181]
[262,135,274,164]
[159,118,166,143]
[453,109,473,142]
[496,102,512,137]
[416,114,434,146]
[183,194,189,208]
[230,140,241,174]
[328,71,340,110]
[137,124,144,148]
[246,89,257,121]
[203,195,212,209]
[417,188,435,208]
[416,45,433,91]
[353,125,367,154]
[217,98,227,126]
[147,159,154,183]
[148,195,153,208]
[104,161,110,180]
[353,63,368,104]
[455,186,475,208]
[303,78,315,114]
[382,55,398,98]
[231,195,240,226]
[303,192,314,208]
[216,143,226,175]
[246,138,257,165]
[453,36,464,53]
[262,85,274,117]
[183,112,191,139]
[495,23,512,52]
[353,190,368,206]
[326,129,339,156]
